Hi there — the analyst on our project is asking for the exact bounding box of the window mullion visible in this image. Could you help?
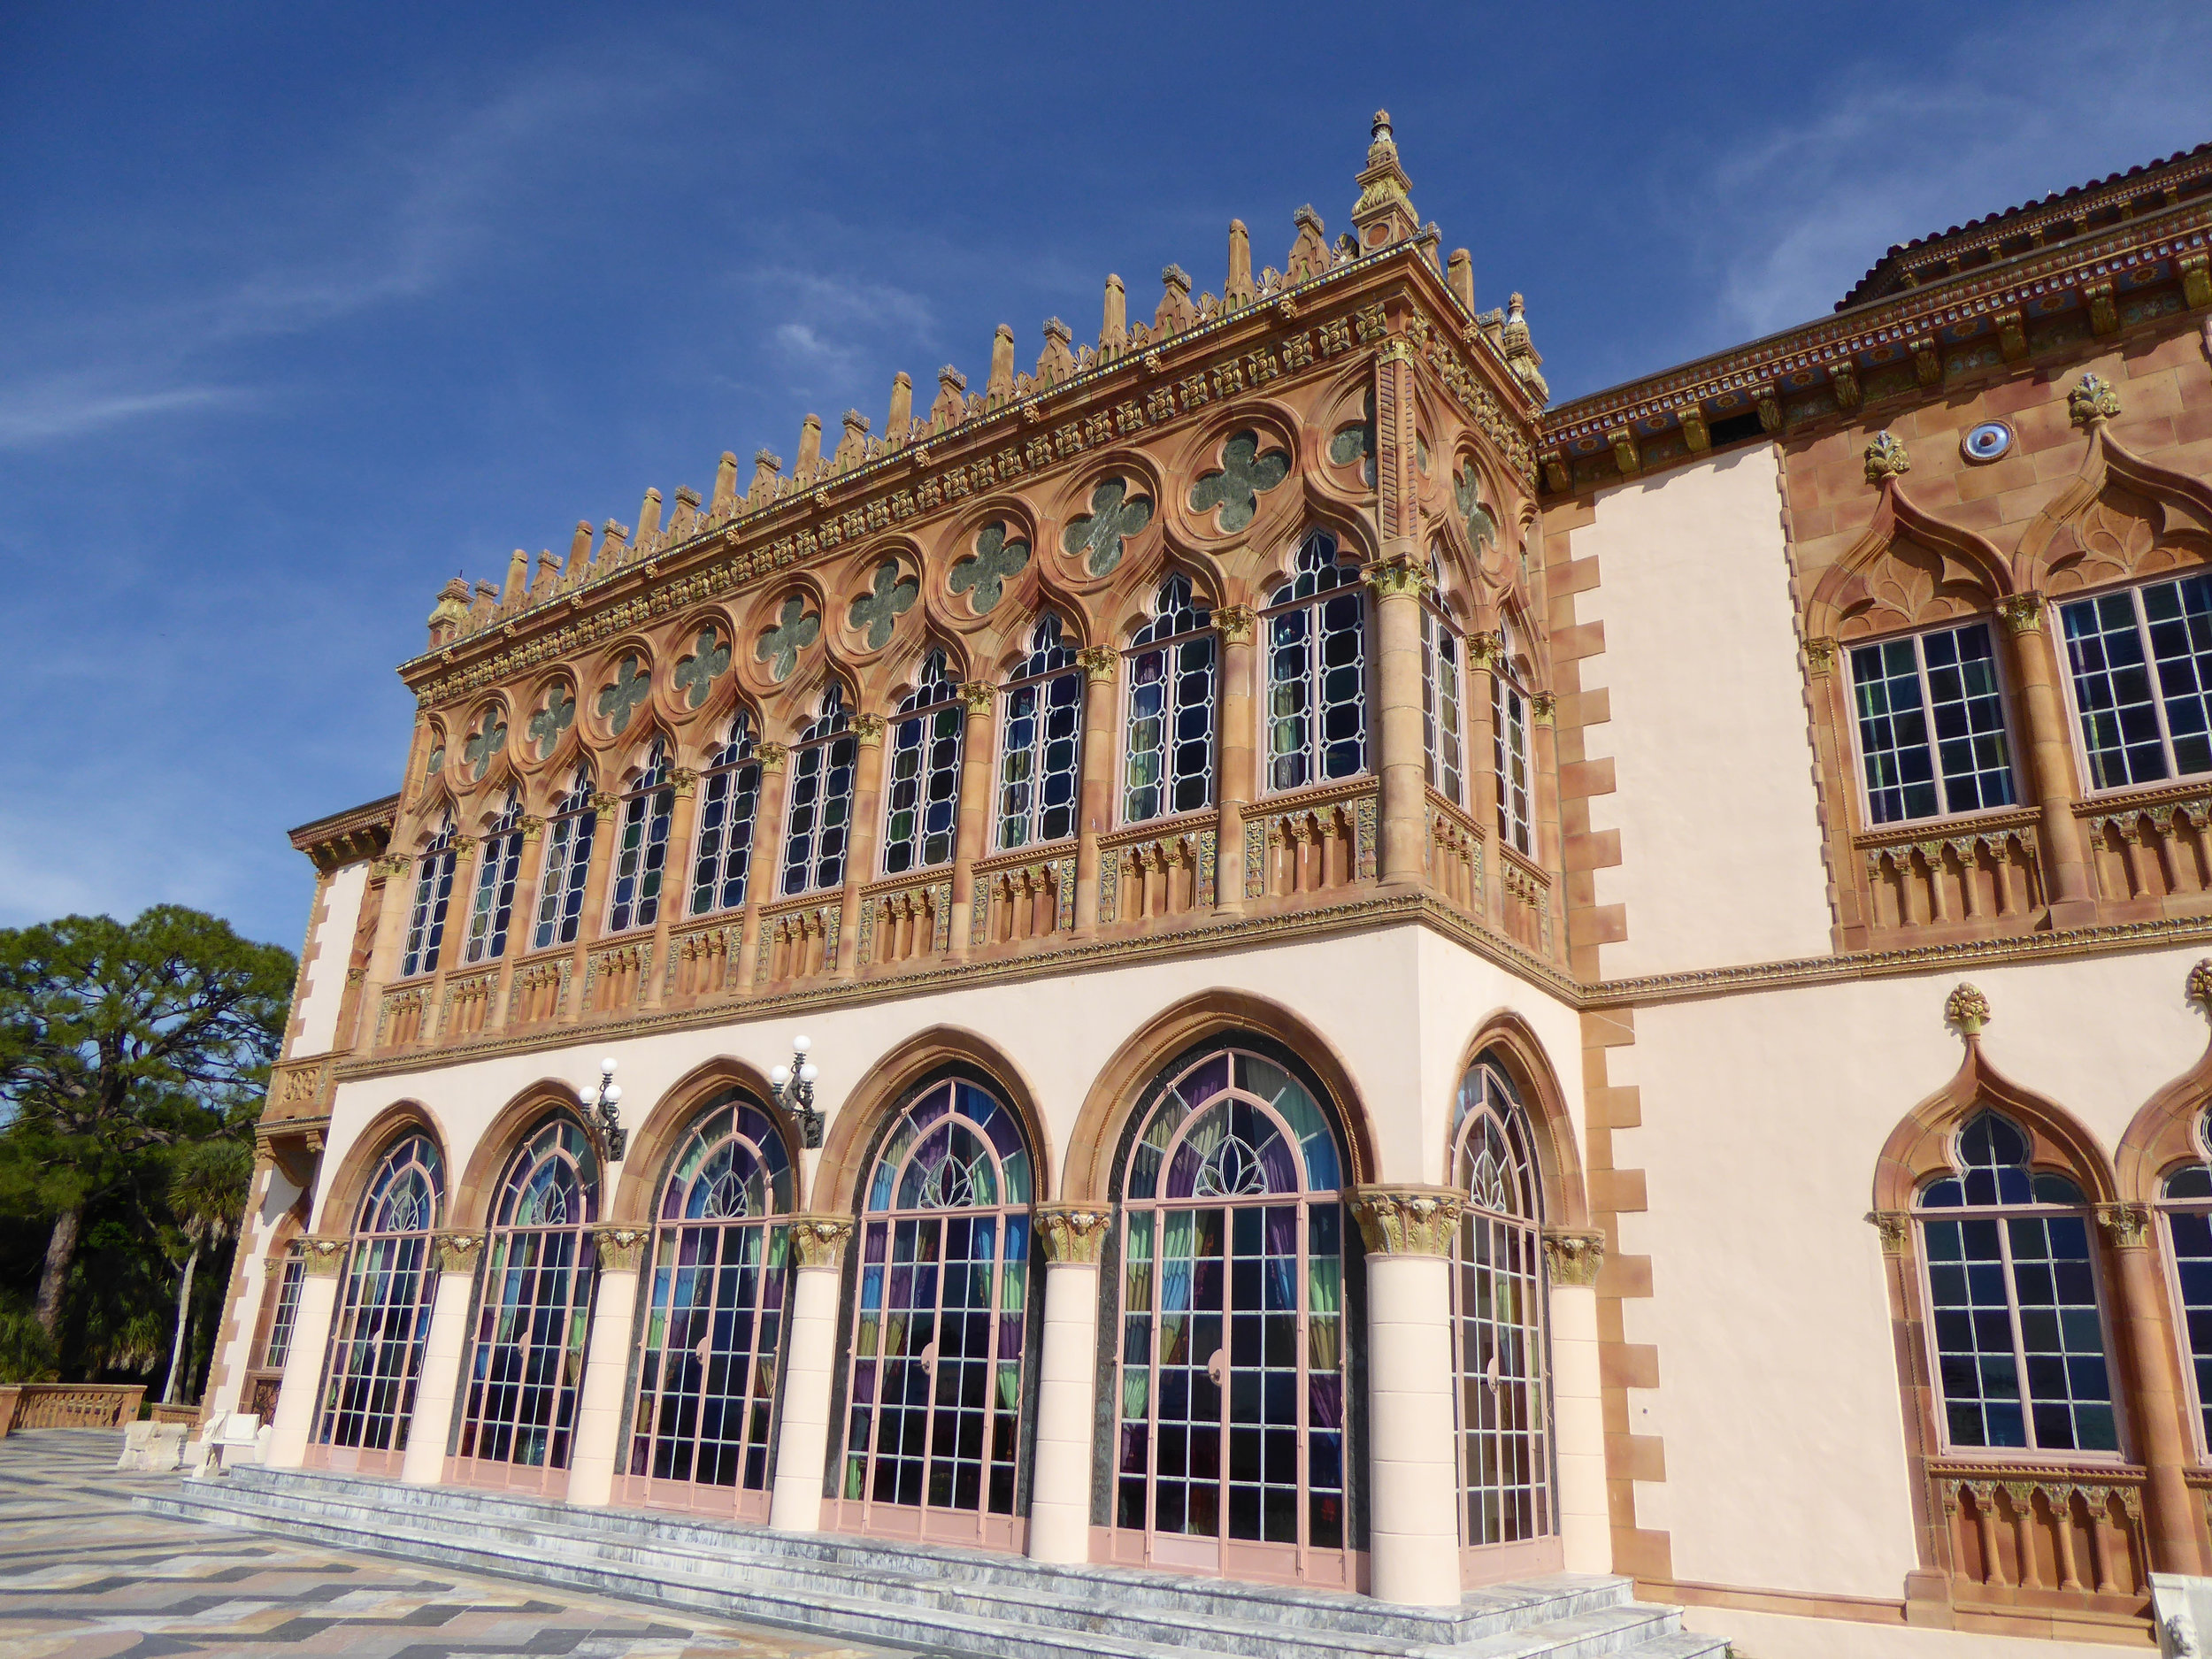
[1912,633,1947,818]
[1997,1207,2039,1453]
[2137,589,2181,781]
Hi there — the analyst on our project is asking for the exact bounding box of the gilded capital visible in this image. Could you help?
[2096,1203,2151,1249]
[959,680,995,715]
[756,741,788,774]
[1530,692,1557,726]
[518,815,546,842]
[2070,372,2120,427]
[1803,636,1838,676]
[433,1231,484,1274]
[300,1236,350,1277]
[853,713,887,748]
[1349,1186,1463,1256]
[594,1225,651,1272]
[1077,647,1117,682]
[1363,555,1429,600]
[1034,1205,1113,1265]
[1865,1211,1910,1256]
[589,791,619,815]
[1215,605,1256,645]
[1996,593,2046,635]
[1541,1229,1606,1286]
[1467,631,1504,671]
[1864,431,1911,485]
[787,1214,855,1268]
[670,768,700,797]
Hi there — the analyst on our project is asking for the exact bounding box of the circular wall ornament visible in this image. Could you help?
[1962,421,2014,464]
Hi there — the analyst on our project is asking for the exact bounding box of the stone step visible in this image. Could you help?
[144,1469,1725,1659]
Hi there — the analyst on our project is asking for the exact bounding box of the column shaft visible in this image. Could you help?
[1365,1253,1461,1604]
[400,1264,476,1485]
[566,1266,641,1507]
[837,724,887,977]
[1029,1258,1102,1563]
[2002,603,2096,918]
[1548,1282,1610,1573]
[949,690,995,960]
[643,780,702,1007]
[1370,576,1428,889]
[2111,1233,2209,1572]
[1214,613,1256,914]
[265,1260,342,1466]
[1073,651,1117,935]
[735,748,788,994]
[770,1225,851,1532]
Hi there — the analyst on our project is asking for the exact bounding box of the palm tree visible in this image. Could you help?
[163,1141,252,1405]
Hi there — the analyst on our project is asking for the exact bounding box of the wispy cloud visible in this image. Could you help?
[738,265,940,395]
[0,376,248,451]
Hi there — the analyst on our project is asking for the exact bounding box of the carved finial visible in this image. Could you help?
[712,451,739,511]
[795,414,822,477]
[1226,219,1255,303]
[427,575,470,647]
[987,324,1016,401]
[931,365,968,428]
[2069,372,2121,427]
[636,488,662,543]
[1370,108,1394,151]
[887,371,913,443]
[503,548,529,607]
[1500,293,1548,403]
[2188,958,2212,1016]
[1163,263,1191,295]
[750,449,782,499]
[833,409,871,470]
[1101,273,1127,351]
[1446,248,1475,311]
[565,519,593,579]
[1037,317,1074,385]
[1351,107,1417,250]
[1946,982,1991,1037]
[1156,265,1196,333]
[1864,430,1911,485]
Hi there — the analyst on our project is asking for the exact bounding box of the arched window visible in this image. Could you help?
[400,814,458,979]
[463,793,525,964]
[1848,620,2018,823]
[689,713,762,916]
[533,767,599,949]
[838,1079,1034,1548]
[1124,575,1217,825]
[2059,575,2212,789]
[311,1132,443,1472]
[1916,1110,2118,1453]
[1494,626,1533,856]
[1423,550,1465,807]
[1452,1061,1555,1570]
[882,650,964,874]
[1112,1045,1351,1586]
[457,1117,601,1486]
[1263,531,1367,793]
[2154,1108,2212,1455]
[997,615,1083,849]
[607,737,675,933]
[783,685,857,895]
[625,1093,795,1519]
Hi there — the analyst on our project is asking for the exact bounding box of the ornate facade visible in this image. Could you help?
[206,120,2212,1655]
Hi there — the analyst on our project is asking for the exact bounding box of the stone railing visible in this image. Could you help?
[1931,1462,2148,1610]
[972,849,1074,946]
[375,981,434,1049]
[1243,780,1378,902]
[2078,787,2212,905]
[858,873,952,969]
[507,952,572,1028]
[1859,811,2045,934]
[1425,794,1483,915]
[665,917,745,1000]
[441,968,499,1040]
[1098,821,1217,925]
[757,898,840,987]
[0,1382,147,1436]
[1498,845,1552,956]
[583,940,654,1016]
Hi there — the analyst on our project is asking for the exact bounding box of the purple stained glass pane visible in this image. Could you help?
[1120,1422,1148,1474]
[1166,1142,1200,1200]
[854,1360,876,1402]
[913,1083,953,1132]
[1309,1372,1343,1431]
[998,1314,1025,1358]
[1180,1056,1230,1108]
[1258,1129,1298,1195]
[1265,1204,1296,1256]
[864,1223,887,1266]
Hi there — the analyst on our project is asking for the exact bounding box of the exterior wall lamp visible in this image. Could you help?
[581,1055,626,1162]
[770,1034,823,1148]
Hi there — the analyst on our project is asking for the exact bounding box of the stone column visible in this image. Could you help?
[358,855,419,1048]
[837,718,887,978]
[642,775,700,1008]
[1366,559,1430,890]
[265,1237,349,1466]
[1997,594,2097,923]
[1073,648,1118,935]
[769,1216,855,1532]
[1530,692,1562,891]
[1350,1187,1463,1606]
[566,1226,649,1507]
[1029,1205,1111,1563]
[735,745,788,994]
[949,685,995,960]
[1213,606,1256,915]
[1542,1228,1611,1574]
[488,818,545,1032]
[2098,1204,2210,1573]
[561,793,620,1021]
[400,1232,483,1485]
[1464,633,1503,922]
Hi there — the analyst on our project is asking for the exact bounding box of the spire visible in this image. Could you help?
[712,451,739,511]
[1101,273,1127,352]
[1226,220,1255,304]
[1350,108,1418,250]
[1501,293,1548,403]
[565,519,593,581]
[887,372,913,443]
[795,413,822,477]
[503,549,529,608]
[1447,248,1475,312]
[987,324,1016,403]
[636,488,663,544]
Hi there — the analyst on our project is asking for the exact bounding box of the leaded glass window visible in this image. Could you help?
[882,650,964,874]
[1124,576,1217,825]
[313,1133,443,1459]
[260,1243,305,1371]
[1423,559,1465,807]
[2061,575,2212,790]
[689,715,761,916]
[783,685,857,895]
[1494,641,1532,856]
[1264,532,1367,793]
[1848,621,2017,824]
[998,615,1083,849]
[607,738,675,933]
[533,767,598,950]
[1916,1110,2118,1454]
[400,815,458,979]
[2156,1110,2212,1456]
[463,793,525,964]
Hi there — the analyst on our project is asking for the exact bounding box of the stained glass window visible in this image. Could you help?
[1849,621,2017,824]
[400,815,458,979]
[463,793,525,964]
[313,1133,443,1457]
[782,685,857,895]
[1124,576,1217,825]
[1494,638,1532,855]
[1423,557,1465,807]
[2061,575,2212,790]
[533,767,598,950]
[607,738,674,933]
[998,615,1083,849]
[1264,532,1367,793]
[883,650,964,874]
[689,714,761,916]
[2155,1110,2212,1455]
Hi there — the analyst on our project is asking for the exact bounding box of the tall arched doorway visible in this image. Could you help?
[1109,1043,1354,1588]
[833,1077,1036,1548]
[619,1090,795,1519]
[455,1115,601,1493]
[1451,1058,1559,1578]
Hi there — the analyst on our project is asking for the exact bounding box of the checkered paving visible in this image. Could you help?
[0,1431,906,1659]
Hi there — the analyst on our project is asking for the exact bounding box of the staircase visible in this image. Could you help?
[144,1467,1726,1659]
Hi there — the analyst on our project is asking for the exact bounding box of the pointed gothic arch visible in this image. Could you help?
[2016,426,2212,598]
[1808,481,2016,645]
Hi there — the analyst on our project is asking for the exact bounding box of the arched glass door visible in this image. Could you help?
[311,1132,443,1474]
[836,1079,1033,1549]
[621,1092,795,1519]
[456,1117,600,1493]
[1451,1061,1558,1578]
[1112,1047,1352,1587]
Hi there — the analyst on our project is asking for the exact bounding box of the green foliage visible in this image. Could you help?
[0,1296,58,1382]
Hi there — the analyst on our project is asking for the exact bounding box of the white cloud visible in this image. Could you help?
[0,377,247,451]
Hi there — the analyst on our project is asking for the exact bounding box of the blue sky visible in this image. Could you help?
[4,1,2208,948]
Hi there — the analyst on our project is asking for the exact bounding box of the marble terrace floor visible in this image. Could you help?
[0,1431,914,1659]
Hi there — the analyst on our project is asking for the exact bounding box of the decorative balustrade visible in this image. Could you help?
[1932,1465,2148,1609]
[1498,847,1551,955]
[972,851,1074,946]
[507,954,572,1027]
[2079,788,2212,905]
[859,875,952,968]
[1859,812,2045,933]
[0,1383,147,1437]
[665,918,744,1000]
[1243,781,1377,902]
[375,982,434,1049]
[1425,795,1483,914]
[1099,822,1216,925]
[758,899,840,986]
[583,941,654,1015]
[440,969,498,1040]
[265,1056,334,1122]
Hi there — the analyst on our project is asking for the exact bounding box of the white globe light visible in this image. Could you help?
[770,1064,791,1087]
[603,1083,622,1104]
[791,1033,811,1054]
[601,1056,618,1075]
[798,1062,818,1084]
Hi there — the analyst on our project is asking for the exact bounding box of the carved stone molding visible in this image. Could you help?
[1215,604,1256,645]
[433,1232,485,1274]
[757,741,788,774]
[1349,1186,1463,1256]
[670,768,699,798]
[853,714,887,749]
[589,791,619,815]
[959,680,995,715]
[1530,692,1557,726]
[2070,372,2121,426]
[1033,1205,1113,1265]
[2188,958,2212,1015]
[1541,1228,1607,1286]
[787,1214,856,1268]
[1864,431,1911,485]
[1803,636,1838,676]
[1077,647,1116,682]
[1362,555,1429,600]
[594,1225,651,1272]
[2097,1203,2152,1249]
[1996,593,2047,635]
[1866,1210,1911,1255]
[300,1236,350,1277]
